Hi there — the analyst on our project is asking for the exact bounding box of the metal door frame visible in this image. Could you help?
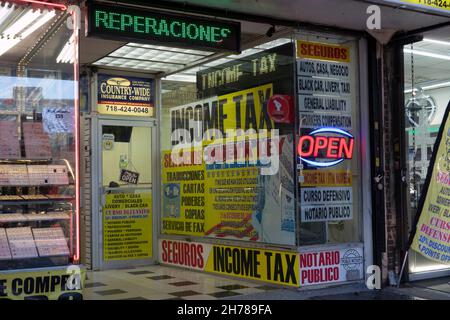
[92,117,158,270]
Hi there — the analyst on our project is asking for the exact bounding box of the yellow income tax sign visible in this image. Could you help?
[385,0,450,13]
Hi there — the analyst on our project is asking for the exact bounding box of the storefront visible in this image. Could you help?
[0,0,84,299]
[69,0,375,289]
[395,25,450,281]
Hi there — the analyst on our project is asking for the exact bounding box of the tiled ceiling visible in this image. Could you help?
[404,27,450,90]
[92,42,214,74]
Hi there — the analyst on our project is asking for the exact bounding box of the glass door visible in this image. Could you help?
[98,119,154,269]
[403,33,450,280]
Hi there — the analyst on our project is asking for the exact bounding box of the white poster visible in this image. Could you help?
[299,247,364,286]
[43,107,73,133]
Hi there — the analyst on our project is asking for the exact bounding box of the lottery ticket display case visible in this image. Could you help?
[0,157,75,270]
[0,1,83,300]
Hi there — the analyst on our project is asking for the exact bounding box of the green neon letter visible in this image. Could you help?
[199,25,210,42]
[121,14,133,31]
[186,23,199,40]
[95,10,108,28]
[145,18,159,35]
[210,27,220,42]
[221,28,231,39]
[170,21,181,37]
[134,16,145,33]
[109,13,121,30]
[159,19,169,36]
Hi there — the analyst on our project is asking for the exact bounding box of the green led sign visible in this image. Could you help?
[87,2,241,53]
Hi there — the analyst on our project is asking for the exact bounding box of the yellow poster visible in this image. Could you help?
[217,83,274,133]
[0,266,86,300]
[390,0,450,12]
[411,104,450,265]
[163,83,275,239]
[204,166,260,240]
[103,192,152,261]
[300,170,353,187]
[161,150,206,236]
[296,41,350,63]
[205,244,299,287]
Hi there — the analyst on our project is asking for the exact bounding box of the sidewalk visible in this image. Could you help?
[83,264,450,300]
[225,278,450,300]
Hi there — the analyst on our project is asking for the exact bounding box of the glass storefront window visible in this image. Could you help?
[0,3,78,269]
[296,33,362,245]
[160,32,365,249]
[161,37,297,246]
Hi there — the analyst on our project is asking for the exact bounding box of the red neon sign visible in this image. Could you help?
[298,128,354,167]
[299,136,354,159]
[12,0,67,11]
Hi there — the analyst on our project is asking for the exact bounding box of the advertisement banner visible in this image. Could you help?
[299,247,364,286]
[197,43,294,97]
[159,239,299,287]
[103,193,152,261]
[296,41,350,63]
[0,266,86,300]
[297,38,356,230]
[161,150,206,237]
[411,102,450,265]
[163,83,295,245]
[97,74,154,117]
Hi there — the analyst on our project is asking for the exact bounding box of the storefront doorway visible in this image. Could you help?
[92,118,157,270]
[402,26,450,281]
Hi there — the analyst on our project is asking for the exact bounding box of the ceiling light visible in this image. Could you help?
[163,74,197,83]
[3,9,42,38]
[0,4,15,27]
[57,33,75,64]
[403,48,450,61]
[0,9,55,56]
[404,81,450,93]
[423,38,450,46]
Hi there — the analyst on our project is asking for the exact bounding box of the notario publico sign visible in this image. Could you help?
[298,127,354,167]
[87,2,241,53]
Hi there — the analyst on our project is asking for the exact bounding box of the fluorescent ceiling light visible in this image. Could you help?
[94,43,214,73]
[57,33,75,64]
[163,74,197,83]
[0,9,55,56]
[0,5,15,26]
[4,9,42,38]
[423,38,450,46]
[403,48,450,61]
[404,81,450,93]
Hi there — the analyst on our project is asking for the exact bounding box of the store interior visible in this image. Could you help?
[403,25,450,277]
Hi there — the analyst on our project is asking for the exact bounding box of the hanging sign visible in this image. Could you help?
[411,101,450,265]
[87,2,241,53]
[119,169,140,185]
[97,74,154,117]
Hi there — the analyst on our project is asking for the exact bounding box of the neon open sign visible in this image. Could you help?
[87,2,241,53]
[298,128,354,167]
